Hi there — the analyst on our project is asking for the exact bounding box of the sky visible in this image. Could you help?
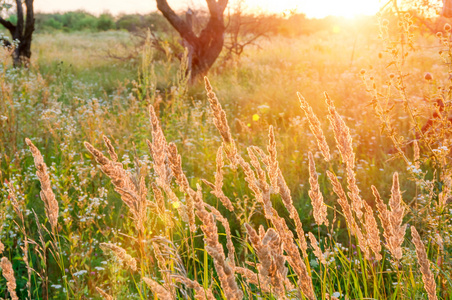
[33,0,383,19]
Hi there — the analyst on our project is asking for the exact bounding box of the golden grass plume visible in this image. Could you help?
[1,257,18,300]
[25,138,59,230]
[411,226,438,300]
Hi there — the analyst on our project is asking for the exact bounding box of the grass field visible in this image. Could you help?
[0,12,451,300]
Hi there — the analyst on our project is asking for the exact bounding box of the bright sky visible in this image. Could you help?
[34,0,383,18]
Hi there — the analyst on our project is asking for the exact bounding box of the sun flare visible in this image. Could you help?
[244,0,383,18]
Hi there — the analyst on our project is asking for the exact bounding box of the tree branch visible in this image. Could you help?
[24,0,35,40]
[0,17,16,35]
[16,0,24,38]
[205,0,228,17]
[156,0,198,44]
[218,0,228,12]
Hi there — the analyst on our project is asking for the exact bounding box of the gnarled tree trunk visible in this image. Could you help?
[0,0,35,67]
[156,0,228,81]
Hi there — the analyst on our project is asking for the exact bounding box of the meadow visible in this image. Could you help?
[0,12,451,300]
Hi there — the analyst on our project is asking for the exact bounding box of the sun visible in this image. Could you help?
[243,0,383,18]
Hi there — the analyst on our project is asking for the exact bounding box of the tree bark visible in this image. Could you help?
[0,0,35,67]
[156,0,228,81]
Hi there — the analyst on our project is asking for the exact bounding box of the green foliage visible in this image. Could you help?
[33,11,174,34]
[97,13,115,31]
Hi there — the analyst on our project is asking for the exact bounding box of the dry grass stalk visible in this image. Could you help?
[245,147,274,218]
[372,185,392,243]
[151,183,174,228]
[326,171,370,259]
[324,92,355,168]
[166,142,196,232]
[99,243,137,271]
[267,126,280,193]
[249,143,309,258]
[372,174,407,261]
[297,92,331,161]
[261,130,309,256]
[202,80,313,297]
[143,277,173,300]
[363,202,382,260]
[172,275,215,300]
[8,183,24,225]
[411,227,438,300]
[147,106,171,188]
[96,287,114,300]
[293,216,309,259]
[8,184,32,299]
[9,184,34,299]
[345,166,364,220]
[84,139,147,234]
[211,146,234,211]
[194,199,242,299]
[271,216,315,300]
[308,152,328,226]
[204,77,238,168]
[324,93,370,230]
[413,140,420,169]
[103,135,118,162]
[205,203,235,267]
[324,93,364,219]
[308,232,326,264]
[25,138,59,231]
[21,239,32,299]
[388,172,407,261]
[353,218,371,260]
[1,257,18,300]
[234,267,266,291]
[325,93,364,221]
[147,106,189,222]
[277,170,309,258]
[244,224,289,297]
[237,153,273,218]
[153,242,176,298]
[269,133,310,257]
[166,142,191,193]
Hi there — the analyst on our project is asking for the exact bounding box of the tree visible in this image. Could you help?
[156,0,228,81]
[222,0,278,64]
[0,0,35,67]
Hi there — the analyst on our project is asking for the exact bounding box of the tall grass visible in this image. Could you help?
[0,10,451,300]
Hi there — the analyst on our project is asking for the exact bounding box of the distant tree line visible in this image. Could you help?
[31,11,174,33]
[10,10,350,36]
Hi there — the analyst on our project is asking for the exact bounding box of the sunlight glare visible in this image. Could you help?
[244,0,382,18]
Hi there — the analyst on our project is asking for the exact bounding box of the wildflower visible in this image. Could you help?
[252,114,260,121]
[51,284,62,289]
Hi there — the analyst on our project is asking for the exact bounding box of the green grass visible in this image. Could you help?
[0,15,451,299]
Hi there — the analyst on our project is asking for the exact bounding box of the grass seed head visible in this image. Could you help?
[411,227,438,300]
[1,257,18,300]
[25,138,59,231]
